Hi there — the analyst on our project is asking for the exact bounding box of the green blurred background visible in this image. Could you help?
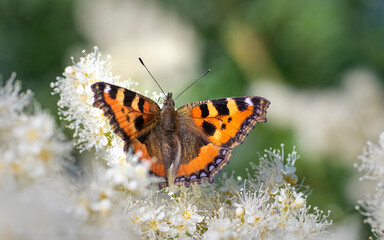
[2,0,384,238]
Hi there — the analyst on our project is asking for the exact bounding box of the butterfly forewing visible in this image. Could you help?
[177,96,270,148]
[92,82,160,142]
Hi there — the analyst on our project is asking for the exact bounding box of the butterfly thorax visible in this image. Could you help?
[161,93,179,132]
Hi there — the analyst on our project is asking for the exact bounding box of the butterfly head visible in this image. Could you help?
[163,93,175,108]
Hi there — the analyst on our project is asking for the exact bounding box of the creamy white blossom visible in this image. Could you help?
[168,202,204,236]
[204,214,241,240]
[128,201,171,239]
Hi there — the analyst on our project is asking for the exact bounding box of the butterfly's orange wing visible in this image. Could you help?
[91,82,166,177]
[175,96,270,186]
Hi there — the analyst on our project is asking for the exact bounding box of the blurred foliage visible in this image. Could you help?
[1,0,383,238]
[0,0,84,112]
[163,0,384,88]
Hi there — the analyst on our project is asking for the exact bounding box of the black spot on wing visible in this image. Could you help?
[126,115,130,122]
[235,98,248,111]
[221,123,226,130]
[134,115,144,130]
[138,97,145,112]
[251,97,261,106]
[202,121,216,136]
[200,104,209,118]
[124,89,135,107]
[213,99,229,115]
[228,117,232,123]
[92,82,105,93]
[108,86,118,99]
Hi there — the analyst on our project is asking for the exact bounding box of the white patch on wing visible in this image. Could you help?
[245,98,253,106]
[105,84,111,92]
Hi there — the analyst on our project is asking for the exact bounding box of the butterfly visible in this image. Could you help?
[91,81,270,187]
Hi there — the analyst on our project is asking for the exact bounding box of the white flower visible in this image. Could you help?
[169,203,204,235]
[275,188,306,209]
[203,217,240,240]
[128,202,170,239]
[236,206,245,218]
[234,189,277,237]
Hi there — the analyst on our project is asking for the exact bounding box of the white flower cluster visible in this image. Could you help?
[356,132,384,238]
[0,74,71,188]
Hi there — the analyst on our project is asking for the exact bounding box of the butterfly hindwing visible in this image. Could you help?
[174,142,233,186]
[174,96,270,186]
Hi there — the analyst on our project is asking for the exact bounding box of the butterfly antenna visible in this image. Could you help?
[174,69,210,101]
[139,57,166,95]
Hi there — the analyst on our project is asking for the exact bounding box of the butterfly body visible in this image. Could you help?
[91,82,270,187]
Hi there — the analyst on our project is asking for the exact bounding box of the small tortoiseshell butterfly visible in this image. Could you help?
[91,68,270,187]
